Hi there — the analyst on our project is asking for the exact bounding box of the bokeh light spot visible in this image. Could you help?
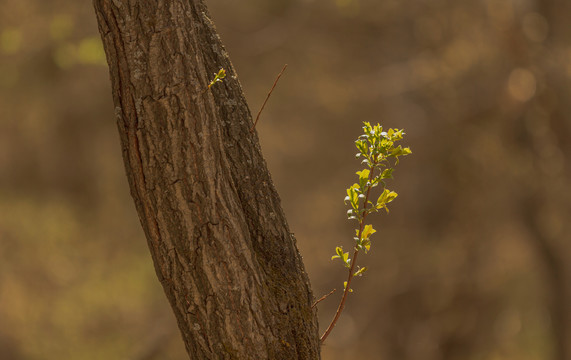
[77,37,107,66]
[521,12,549,43]
[507,68,536,102]
[52,42,77,69]
[335,0,360,16]
[1,28,22,55]
[50,14,74,41]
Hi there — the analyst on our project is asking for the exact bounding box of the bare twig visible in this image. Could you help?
[250,64,288,133]
[312,288,337,308]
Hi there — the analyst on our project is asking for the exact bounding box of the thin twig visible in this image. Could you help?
[320,167,377,345]
[250,64,288,133]
[312,288,337,308]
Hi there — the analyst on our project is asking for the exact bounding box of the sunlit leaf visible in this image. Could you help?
[380,168,394,179]
[345,184,360,209]
[361,224,376,240]
[354,267,367,277]
[356,169,370,190]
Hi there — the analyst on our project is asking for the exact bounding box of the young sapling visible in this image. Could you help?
[320,122,412,344]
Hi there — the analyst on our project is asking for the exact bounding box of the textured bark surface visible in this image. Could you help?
[92,1,320,358]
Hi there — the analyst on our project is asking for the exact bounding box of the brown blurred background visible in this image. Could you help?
[1,0,570,359]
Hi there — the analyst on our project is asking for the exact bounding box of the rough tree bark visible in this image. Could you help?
[92,1,320,358]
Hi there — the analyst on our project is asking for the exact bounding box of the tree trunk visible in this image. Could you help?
[92,1,320,358]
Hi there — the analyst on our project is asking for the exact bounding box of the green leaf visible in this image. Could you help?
[354,267,367,277]
[380,138,393,152]
[390,145,412,159]
[380,168,394,179]
[343,281,353,293]
[376,189,398,213]
[345,184,360,210]
[388,128,405,141]
[356,169,370,190]
[361,238,371,252]
[361,224,376,240]
[343,252,351,267]
[385,191,398,203]
[208,68,226,88]
[332,246,351,267]
[355,139,368,155]
[362,122,373,135]
[356,236,371,252]
[377,189,398,204]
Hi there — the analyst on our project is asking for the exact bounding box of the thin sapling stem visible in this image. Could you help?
[250,64,288,132]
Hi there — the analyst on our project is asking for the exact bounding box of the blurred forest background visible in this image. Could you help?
[1,0,570,359]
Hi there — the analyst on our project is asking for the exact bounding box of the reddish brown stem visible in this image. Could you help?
[250,64,288,132]
[312,288,337,308]
[320,167,377,345]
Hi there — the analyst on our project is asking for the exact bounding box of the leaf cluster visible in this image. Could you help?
[333,122,411,270]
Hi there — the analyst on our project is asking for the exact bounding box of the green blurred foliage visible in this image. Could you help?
[1,0,570,359]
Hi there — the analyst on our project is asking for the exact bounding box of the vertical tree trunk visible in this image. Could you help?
[92,1,320,358]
